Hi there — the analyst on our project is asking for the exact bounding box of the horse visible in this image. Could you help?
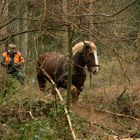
[36,41,99,102]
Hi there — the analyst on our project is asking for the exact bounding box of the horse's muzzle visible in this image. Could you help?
[87,64,99,74]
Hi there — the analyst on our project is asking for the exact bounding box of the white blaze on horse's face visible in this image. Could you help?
[73,40,99,74]
[93,50,99,74]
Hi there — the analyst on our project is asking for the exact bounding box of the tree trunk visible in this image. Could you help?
[40,0,47,53]
[14,2,20,48]
[0,0,8,50]
[62,0,72,110]
[20,4,28,59]
[89,0,96,40]
[67,27,73,110]
[62,0,68,54]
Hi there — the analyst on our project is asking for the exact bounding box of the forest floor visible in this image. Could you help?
[0,58,140,140]
[71,82,140,139]
[70,60,140,139]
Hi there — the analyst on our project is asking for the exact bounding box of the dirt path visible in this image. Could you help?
[71,88,140,139]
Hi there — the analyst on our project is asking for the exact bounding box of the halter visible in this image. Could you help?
[88,64,100,67]
[82,48,100,68]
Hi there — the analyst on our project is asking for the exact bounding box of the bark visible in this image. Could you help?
[89,0,96,40]
[20,4,28,59]
[0,0,8,50]
[14,2,20,48]
[62,0,68,53]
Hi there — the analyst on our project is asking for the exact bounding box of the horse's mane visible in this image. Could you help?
[72,41,96,56]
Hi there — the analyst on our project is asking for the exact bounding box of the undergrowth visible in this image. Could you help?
[0,76,88,140]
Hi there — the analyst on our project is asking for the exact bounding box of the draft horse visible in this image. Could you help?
[37,41,99,102]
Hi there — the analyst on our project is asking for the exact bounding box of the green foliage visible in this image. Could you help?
[0,75,22,104]
[18,119,56,140]
[4,76,21,96]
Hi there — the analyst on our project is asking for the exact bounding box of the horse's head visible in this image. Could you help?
[82,41,99,74]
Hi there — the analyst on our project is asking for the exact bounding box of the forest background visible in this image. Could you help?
[0,0,140,139]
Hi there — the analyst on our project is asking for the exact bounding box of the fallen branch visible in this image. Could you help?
[96,108,140,122]
[40,68,77,140]
[82,102,140,122]
[90,105,140,122]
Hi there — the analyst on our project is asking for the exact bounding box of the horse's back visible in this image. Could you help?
[37,52,64,81]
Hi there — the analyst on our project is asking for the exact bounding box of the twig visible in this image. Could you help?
[27,111,35,120]
[113,49,131,83]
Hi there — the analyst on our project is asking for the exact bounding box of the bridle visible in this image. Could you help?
[87,64,100,67]
[82,51,100,69]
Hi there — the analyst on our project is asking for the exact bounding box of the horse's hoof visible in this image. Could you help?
[71,98,78,104]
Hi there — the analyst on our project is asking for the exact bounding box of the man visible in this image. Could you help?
[1,44,25,84]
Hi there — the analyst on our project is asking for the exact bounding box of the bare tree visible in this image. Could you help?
[0,0,8,50]
[19,2,28,58]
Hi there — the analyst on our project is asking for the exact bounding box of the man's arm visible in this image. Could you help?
[19,56,25,63]
[14,53,25,67]
[1,56,7,67]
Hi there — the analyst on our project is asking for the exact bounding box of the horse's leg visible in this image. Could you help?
[56,75,81,102]
[37,74,46,92]
[71,85,85,102]
[71,85,79,102]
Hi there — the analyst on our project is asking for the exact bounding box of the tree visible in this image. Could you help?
[0,0,8,50]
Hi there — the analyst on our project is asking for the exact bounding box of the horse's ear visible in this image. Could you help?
[83,41,87,46]
[83,41,90,51]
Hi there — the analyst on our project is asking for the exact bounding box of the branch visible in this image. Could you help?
[91,105,139,122]
[93,18,140,25]
[0,22,70,43]
[0,29,40,43]
[82,102,140,122]
[87,0,138,17]
[52,0,137,18]
[39,67,77,140]
[113,49,131,83]
[0,9,27,30]
[107,0,138,17]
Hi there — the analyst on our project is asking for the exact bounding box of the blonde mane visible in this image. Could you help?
[72,41,97,56]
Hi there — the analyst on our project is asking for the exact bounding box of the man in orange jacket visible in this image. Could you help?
[1,44,25,84]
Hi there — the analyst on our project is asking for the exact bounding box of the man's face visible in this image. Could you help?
[9,47,16,54]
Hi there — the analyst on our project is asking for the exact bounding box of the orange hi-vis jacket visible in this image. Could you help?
[2,51,25,64]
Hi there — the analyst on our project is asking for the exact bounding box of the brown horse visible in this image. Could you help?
[37,41,99,102]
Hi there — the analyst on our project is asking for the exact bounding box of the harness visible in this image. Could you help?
[54,44,100,89]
